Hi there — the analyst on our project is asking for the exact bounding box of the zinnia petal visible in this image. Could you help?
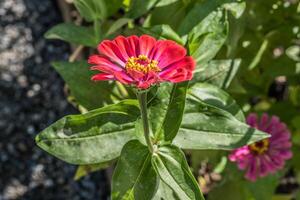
[127,35,140,57]
[89,55,123,73]
[91,73,114,81]
[150,40,186,69]
[245,156,258,181]
[159,56,195,83]
[98,40,126,66]
[259,113,269,131]
[246,113,258,127]
[139,35,156,57]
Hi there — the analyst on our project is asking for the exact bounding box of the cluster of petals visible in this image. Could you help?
[229,113,292,181]
[88,35,195,89]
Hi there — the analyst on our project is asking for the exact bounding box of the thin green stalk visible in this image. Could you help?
[116,82,129,98]
[94,19,101,43]
[137,91,154,153]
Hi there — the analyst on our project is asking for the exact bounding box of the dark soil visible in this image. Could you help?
[0,0,109,199]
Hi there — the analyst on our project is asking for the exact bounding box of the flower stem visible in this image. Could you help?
[137,91,154,153]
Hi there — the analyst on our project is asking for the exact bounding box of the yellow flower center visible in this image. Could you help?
[125,55,160,74]
[249,139,269,155]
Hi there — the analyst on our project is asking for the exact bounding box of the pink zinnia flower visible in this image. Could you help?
[88,35,195,89]
[229,113,292,181]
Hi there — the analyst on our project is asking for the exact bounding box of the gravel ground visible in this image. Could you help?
[0,0,109,199]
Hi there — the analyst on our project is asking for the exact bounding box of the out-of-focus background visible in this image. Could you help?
[0,0,109,199]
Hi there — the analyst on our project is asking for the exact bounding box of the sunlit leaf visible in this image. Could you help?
[173,83,269,150]
[36,100,139,164]
[187,9,228,64]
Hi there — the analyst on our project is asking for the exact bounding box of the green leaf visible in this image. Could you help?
[188,83,245,122]
[225,14,246,57]
[74,0,98,21]
[44,23,97,47]
[222,2,246,18]
[149,82,188,143]
[35,100,140,165]
[139,25,184,45]
[178,1,222,36]
[152,145,205,200]
[152,180,179,200]
[173,84,269,150]
[52,61,118,110]
[188,9,228,64]
[184,1,245,65]
[75,0,122,21]
[192,59,241,89]
[146,83,172,141]
[74,161,112,180]
[126,0,158,19]
[178,0,245,35]
[144,1,187,30]
[74,0,121,21]
[158,82,189,142]
[112,140,158,200]
[105,18,132,36]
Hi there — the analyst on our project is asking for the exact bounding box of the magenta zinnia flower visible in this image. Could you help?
[229,113,292,181]
[88,35,195,89]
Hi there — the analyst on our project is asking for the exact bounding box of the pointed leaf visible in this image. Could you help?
[188,83,245,122]
[150,82,188,142]
[112,140,158,200]
[173,84,269,150]
[148,83,173,138]
[35,100,140,164]
[159,82,189,141]
[152,145,205,200]
[223,2,246,18]
[188,9,228,65]
[45,23,97,47]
